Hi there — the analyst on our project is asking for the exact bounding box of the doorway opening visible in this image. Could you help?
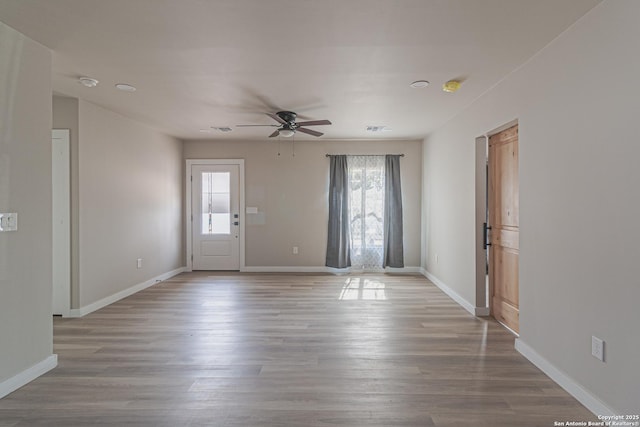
[52,129,70,316]
[476,121,520,334]
[186,159,245,271]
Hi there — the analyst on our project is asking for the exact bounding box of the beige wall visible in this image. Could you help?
[184,139,422,268]
[0,22,54,383]
[75,100,184,307]
[422,0,639,413]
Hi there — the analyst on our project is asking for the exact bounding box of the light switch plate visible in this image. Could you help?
[591,335,604,362]
[0,213,18,231]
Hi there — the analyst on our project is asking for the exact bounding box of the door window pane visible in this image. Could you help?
[201,172,231,235]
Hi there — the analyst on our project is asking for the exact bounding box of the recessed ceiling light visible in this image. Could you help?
[410,80,430,89]
[78,77,99,88]
[115,83,136,92]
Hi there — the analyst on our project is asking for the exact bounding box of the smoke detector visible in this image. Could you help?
[442,80,462,93]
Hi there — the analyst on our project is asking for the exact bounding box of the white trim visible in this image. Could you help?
[475,134,489,312]
[384,266,422,274]
[240,266,423,274]
[475,307,490,316]
[186,159,245,272]
[486,118,519,138]
[421,268,489,316]
[0,355,57,399]
[420,268,476,316]
[67,267,185,317]
[499,321,519,337]
[515,339,616,416]
[242,266,331,273]
[52,129,71,317]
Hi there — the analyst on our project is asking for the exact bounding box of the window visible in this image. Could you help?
[348,156,385,269]
[201,172,230,235]
[326,154,404,270]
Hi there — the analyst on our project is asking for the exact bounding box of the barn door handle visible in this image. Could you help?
[483,223,492,249]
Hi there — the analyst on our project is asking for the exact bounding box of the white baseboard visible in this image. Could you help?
[68,267,186,317]
[0,354,57,399]
[240,266,423,274]
[515,339,616,416]
[384,266,422,274]
[475,307,490,316]
[419,268,616,416]
[420,268,477,316]
[241,266,331,273]
[418,269,494,317]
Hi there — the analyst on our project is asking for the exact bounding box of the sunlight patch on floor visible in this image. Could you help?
[338,277,387,300]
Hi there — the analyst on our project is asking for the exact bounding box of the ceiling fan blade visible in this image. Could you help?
[297,127,323,137]
[236,124,279,127]
[268,130,280,138]
[266,113,287,125]
[295,119,332,127]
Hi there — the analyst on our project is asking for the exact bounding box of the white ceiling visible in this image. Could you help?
[0,0,601,141]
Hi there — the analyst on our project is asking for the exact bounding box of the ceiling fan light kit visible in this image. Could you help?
[278,128,295,138]
[237,110,332,138]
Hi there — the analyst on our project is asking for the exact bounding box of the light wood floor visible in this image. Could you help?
[0,273,595,426]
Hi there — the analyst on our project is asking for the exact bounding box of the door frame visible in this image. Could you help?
[52,129,71,316]
[475,119,518,318]
[186,159,245,272]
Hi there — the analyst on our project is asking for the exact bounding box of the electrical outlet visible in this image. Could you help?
[137,258,143,269]
[591,336,604,362]
[292,246,299,255]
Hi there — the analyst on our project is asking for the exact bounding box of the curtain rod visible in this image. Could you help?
[325,154,404,157]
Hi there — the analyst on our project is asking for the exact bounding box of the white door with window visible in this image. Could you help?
[191,164,240,270]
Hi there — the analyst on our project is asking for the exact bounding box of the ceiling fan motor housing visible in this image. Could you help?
[237,110,330,137]
[277,111,297,124]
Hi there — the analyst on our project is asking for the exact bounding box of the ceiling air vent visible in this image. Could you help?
[213,127,233,132]
[366,126,391,133]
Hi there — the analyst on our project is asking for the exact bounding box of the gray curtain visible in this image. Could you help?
[383,155,404,268]
[325,155,351,268]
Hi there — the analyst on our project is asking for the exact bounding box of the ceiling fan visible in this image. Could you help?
[237,111,332,138]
